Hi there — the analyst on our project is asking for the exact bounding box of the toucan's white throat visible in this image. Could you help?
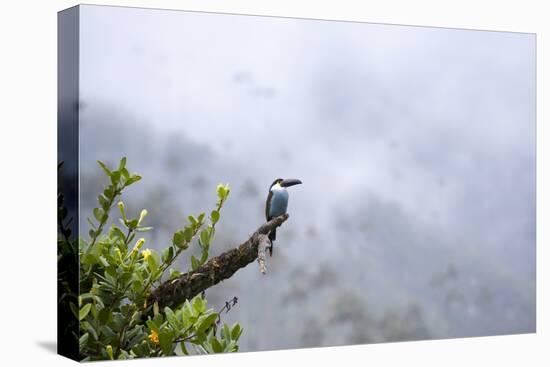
[270,183,286,192]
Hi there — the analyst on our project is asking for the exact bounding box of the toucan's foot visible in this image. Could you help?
[268,239,273,257]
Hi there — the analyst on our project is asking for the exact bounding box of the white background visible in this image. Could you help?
[0,1,547,366]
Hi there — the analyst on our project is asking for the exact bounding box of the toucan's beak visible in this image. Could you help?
[280,178,302,187]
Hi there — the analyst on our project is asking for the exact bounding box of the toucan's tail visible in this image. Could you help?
[268,228,276,256]
[269,228,276,241]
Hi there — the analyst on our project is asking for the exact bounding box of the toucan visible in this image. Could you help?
[265,178,302,256]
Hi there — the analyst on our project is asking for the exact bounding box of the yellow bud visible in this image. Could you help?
[117,201,126,220]
[138,209,148,225]
[106,345,114,360]
[134,238,145,251]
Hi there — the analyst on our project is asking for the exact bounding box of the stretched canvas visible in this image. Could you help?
[58,4,536,361]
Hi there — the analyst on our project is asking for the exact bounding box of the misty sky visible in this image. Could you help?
[77,5,536,351]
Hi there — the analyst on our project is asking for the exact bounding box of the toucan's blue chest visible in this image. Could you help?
[269,188,289,218]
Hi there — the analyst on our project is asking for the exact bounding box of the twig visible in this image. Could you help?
[216,296,238,324]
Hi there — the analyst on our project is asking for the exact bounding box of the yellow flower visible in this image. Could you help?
[141,248,152,260]
[148,330,159,345]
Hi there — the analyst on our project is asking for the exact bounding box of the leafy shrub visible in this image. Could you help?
[58,158,242,361]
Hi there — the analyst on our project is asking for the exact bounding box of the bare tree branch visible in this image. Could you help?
[148,214,289,310]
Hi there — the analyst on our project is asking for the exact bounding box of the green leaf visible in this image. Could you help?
[183,227,194,242]
[192,296,206,314]
[90,303,98,319]
[210,337,222,353]
[224,340,238,352]
[98,194,109,210]
[152,311,163,325]
[147,250,160,273]
[125,325,143,349]
[79,292,105,307]
[98,255,109,267]
[196,313,218,340]
[84,321,98,341]
[70,302,79,319]
[164,307,181,330]
[79,332,89,350]
[200,228,210,248]
[190,255,200,270]
[125,175,142,186]
[200,250,209,264]
[146,320,159,333]
[110,226,126,241]
[180,341,189,355]
[201,228,210,246]
[169,268,182,280]
[231,323,243,340]
[197,212,205,223]
[162,246,174,263]
[86,217,97,230]
[93,208,103,222]
[127,219,139,230]
[81,253,99,266]
[172,231,185,247]
[210,210,220,224]
[188,215,198,226]
[98,308,111,324]
[110,171,121,185]
[121,167,130,179]
[132,280,143,293]
[100,325,117,340]
[104,186,115,199]
[119,156,127,170]
[182,300,194,325]
[202,341,214,353]
[135,226,154,232]
[222,323,231,340]
[97,160,112,176]
[159,331,173,356]
[79,303,92,320]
